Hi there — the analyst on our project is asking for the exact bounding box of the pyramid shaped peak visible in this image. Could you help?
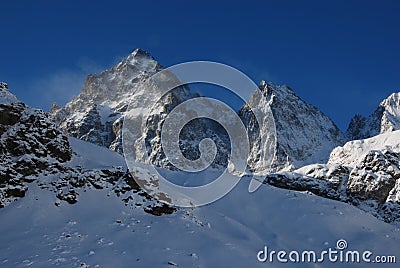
[130,48,154,59]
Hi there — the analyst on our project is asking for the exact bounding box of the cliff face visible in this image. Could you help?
[240,81,345,172]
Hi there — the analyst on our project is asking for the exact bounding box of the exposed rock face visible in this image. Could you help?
[296,164,350,193]
[262,172,341,200]
[0,84,174,215]
[0,87,72,163]
[240,81,345,172]
[347,150,399,203]
[346,92,400,140]
[0,85,71,206]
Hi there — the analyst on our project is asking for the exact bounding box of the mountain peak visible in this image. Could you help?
[0,82,9,91]
[347,91,400,140]
[259,80,267,88]
[51,48,168,153]
[258,81,296,97]
[112,48,161,72]
[130,48,153,59]
[381,91,400,109]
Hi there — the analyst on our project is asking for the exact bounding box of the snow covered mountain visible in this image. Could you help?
[51,49,230,169]
[1,68,400,266]
[46,49,400,226]
[1,86,399,265]
[52,50,345,173]
[346,92,400,140]
[51,48,164,152]
[240,81,345,172]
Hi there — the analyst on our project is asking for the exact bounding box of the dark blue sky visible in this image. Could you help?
[1,0,399,130]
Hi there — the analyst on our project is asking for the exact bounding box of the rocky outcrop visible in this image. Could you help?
[0,85,72,206]
[0,84,174,215]
[347,150,399,203]
[291,132,400,225]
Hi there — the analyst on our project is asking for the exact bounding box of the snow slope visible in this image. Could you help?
[1,55,400,267]
[68,137,126,170]
[1,138,399,267]
[0,176,399,267]
[329,130,400,167]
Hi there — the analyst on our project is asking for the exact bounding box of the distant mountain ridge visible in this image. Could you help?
[51,49,347,172]
[2,48,399,225]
